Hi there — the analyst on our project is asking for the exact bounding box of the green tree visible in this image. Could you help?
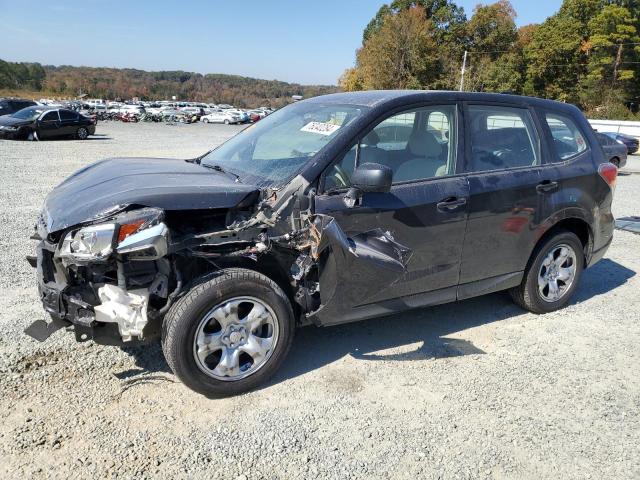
[464,1,521,92]
[362,0,466,43]
[523,13,585,102]
[587,5,639,84]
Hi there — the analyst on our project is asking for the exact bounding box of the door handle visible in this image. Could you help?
[536,180,558,193]
[437,197,467,212]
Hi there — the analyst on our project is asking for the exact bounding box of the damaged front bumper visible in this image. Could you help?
[25,236,156,346]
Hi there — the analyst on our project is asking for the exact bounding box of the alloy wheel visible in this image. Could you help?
[193,297,279,381]
[537,244,577,303]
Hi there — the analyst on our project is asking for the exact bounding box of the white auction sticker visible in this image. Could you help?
[300,121,341,136]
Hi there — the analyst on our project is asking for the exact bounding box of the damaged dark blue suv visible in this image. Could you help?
[27,91,616,396]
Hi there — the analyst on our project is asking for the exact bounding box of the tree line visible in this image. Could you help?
[341,0,640,119]
[0,61,337,108]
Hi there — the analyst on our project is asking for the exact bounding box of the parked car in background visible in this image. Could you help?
[0,98,38,117]
[27,91,616,397]
[227,109,249,123]
[248,109,269,122]
[180,106,205,119]
[117,105,146,115]
[0,106,95,140]
[201,110,242,124]
[595,132,627,168]
[602,132,639,155]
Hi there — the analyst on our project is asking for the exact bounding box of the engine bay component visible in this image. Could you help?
[94,284,149,342]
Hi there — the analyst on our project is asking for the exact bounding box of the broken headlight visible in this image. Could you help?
[60,208,166,262]
[115,208,168,259]
[60,223,116,261]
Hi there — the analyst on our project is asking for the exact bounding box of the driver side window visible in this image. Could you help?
[323,105,457,191]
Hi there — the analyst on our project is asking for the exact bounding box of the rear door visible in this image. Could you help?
[458,102,548,293]
[312,103,469,324]
[59,109,79,136]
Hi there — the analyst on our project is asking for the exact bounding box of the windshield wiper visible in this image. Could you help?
[201,163,242,183]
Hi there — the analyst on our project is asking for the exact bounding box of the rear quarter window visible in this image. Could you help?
[543,112,588,161]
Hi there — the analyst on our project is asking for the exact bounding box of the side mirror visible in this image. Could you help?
[344,163,392,208]
[351,162,392,193]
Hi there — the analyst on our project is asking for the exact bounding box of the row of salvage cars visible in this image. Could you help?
[26,91,618,397]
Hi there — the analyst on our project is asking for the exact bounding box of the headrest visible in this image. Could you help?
[407,130,442,157]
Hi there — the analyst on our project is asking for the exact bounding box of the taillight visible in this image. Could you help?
[598,162,618,190]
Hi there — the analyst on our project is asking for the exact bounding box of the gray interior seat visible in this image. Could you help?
[393,130,447,182]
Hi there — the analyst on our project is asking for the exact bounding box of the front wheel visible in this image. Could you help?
[510,231,584,314]
[162,268,295,397]
[224,119,230,125]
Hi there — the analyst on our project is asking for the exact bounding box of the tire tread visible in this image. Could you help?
[161,268,294,397]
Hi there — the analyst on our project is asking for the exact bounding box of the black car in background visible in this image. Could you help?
[602,131,639,155]
[0,106,96,140]
[26,91,616,397]
[0,97,37,117]
[595,132,627,168]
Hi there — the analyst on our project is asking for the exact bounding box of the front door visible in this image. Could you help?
[311,104,469,325]
[37,110,61,139]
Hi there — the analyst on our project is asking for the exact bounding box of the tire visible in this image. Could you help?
[611,157,620,167]
[162,268,295,397]
[203,118,209,124]
[76,127,89,140]
[509,230,584,314]
[224,119,230,125]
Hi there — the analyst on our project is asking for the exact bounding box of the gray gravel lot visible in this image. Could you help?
[1,122,639,479]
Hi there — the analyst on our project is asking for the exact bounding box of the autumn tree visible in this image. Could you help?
[349,6,440,90]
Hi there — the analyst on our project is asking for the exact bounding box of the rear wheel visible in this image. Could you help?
[224,119,230,125]
[203,118,209,123]
[510,231,584,314]
[162,268,295,397]
[611,157,620,167]
[76,127,89,140]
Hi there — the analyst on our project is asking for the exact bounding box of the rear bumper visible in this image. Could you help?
[587,235,612,267]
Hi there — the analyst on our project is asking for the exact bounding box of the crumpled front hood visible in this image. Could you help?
[42,157,260,232]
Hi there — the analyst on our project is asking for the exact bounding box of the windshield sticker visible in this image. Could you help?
[300,121,341,136]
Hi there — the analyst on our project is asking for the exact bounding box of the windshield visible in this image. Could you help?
[201,101,367,187]
[12,107,47,120]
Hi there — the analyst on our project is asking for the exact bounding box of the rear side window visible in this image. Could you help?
[466,105,540,172]
[59,110,78,120]
[41,111,59,121]
[544,113,587,160]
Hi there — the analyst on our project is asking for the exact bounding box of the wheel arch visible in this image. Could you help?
[178,252,299,320]
[531,217,593,269]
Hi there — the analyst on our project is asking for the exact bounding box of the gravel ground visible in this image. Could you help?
[1,122,639,480]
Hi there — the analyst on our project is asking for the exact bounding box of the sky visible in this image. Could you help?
[0,0,563,85]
